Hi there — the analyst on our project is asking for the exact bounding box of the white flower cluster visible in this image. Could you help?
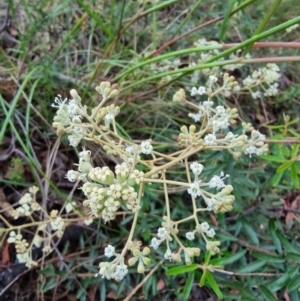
[50,210,65,238]
[191,38,250,79]
[52,83,120,147]
[186,222,215,240]
[149,220,201,264]
[179,84,269,159]
[150,227,172,250]
[244,130,268,157]
[187,163,235,214]
[97,245,128,281]
[66,149,144,222]
[7,231,38,268]
[242,63,281,99]
[12,187,41,220]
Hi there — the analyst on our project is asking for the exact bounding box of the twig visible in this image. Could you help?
[123,261,163,301]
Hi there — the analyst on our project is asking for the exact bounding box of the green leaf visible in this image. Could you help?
[271,172,283,187]
[243,0,282,55]
[251,252,284,263]
[220,281,255,299]
[261,155,286,163]
[287,267,299,278]
[219,0,237,41]
[291,144,300,158]
[290,289,300,301]
[288,128,300,138]
[275,143,285,159]
[38,264,55,276]
[276,231,298,253]
[40,277,58,293]
[277,160,294,173]
[291,164,299,188]
[287,276,300,292]
[182,271,195,300]
[259,285,278,301]
[268,219,283,255]
[268,273,290,292]
[242,219,259,245]
[204,250,211,264]
[219,250,247,265]
[199,270,207,287]
[205,270,223,299]
[238,260,266,273]
[167,264,198,276]
[286,252,300,262]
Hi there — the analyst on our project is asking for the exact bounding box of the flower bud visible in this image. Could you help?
[137,261,145,273]
[128,257,138,266]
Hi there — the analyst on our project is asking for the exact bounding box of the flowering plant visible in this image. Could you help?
[3,71,271,296]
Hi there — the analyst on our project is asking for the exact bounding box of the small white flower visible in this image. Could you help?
[157,227,168,239]
[186,231,195,241]
[197,86,207,95]
[125,144,134,154]
[187,182,201,198]
[206,228,216,238]
[104,245,115,258]
[204,134,217,145]
[190,162,204,176]
[188,112,202,122]
[66,170,80,182]
[209,172,229,190]
[215,106,226,115]
[150,237,160,249]
[200,222,210,232]
[51,94,68,110]
[190,87,198,96]
[141,140,153,154]
[115,263,128,280]
[251,91,261,99]
[65,201,76,213]
[164,249,173,261]
[208,75,218,84]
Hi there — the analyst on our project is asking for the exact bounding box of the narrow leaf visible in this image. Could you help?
[167,264,198,276]
[242,219,259,245]
[251,252,284,263]
[244,0,282,55]
[290,164,299,188]
[219,0,237,41]
[183,271,195,300]
[291,144,300,158]
[259,285,278,301]
[268,219,282,255]
[271,172,283,187]
[276,231,298,253]
[277,160,294,173]
[261,155,286,163]
[268,273,290,292]
[219,250,247,265]
[205,270,223,299]
[199,270,207,287]
[286,252,300,262]
[238,260,266,273]
[287,276,300,292]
